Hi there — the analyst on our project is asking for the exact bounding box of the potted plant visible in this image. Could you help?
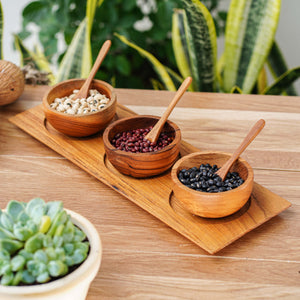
[0,198,102,300]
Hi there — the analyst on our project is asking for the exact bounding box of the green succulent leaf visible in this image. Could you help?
[1,212,14,232]
[223,0,281,93]
[1,272,14,286]
[11,255,26,272]
[173,0,217,92]
[21,270,36,284]
[36,271,50,283]
[7,201,24,222]
[48,260,68,277]
[0,239,24,255]
[39,215,51,233]
[47,210,68,237]
[0,226,15,239]
[12,270,23,286]
[114,33,176,91]
[13,223,34,241]
[24,232,44,253]
[46,201,63,221]
[263,67,300,95]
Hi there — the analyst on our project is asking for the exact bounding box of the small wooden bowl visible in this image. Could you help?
[171,151,254,218]
[103,115,181,178]
[43,78,117,137]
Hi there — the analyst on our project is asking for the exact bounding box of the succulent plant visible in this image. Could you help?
[0,198,89,286]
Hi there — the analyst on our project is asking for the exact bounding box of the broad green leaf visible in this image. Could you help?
[115,33,176,91]
[0,0,3,59]
[223,0,281,93]
[263,67,300,95]
[56,18,88,83]
[216,52,225,91]
[173,0,217,92]
[267,41,297,96]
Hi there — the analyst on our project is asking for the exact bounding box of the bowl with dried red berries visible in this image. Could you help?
[103,115,181,178]
[170,151,254,218]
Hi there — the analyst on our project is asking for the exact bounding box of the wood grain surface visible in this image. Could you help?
[1,85,300,299]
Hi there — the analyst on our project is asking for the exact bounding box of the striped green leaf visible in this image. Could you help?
[173,1,217,92]
[114,33,176,91]
[57,0,102,82]
[267,41,297,96]
[223,0,281,94]
[14,35,55,85]
[263,67,300,95]
[81,0,104,78]
[56,18,88,83]
[0,0,3,59]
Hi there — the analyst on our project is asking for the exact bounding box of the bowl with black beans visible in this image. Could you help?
[103,115,181,178]
[171,151,254,218]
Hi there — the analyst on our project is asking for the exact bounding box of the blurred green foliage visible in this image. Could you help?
[18,0,227,89]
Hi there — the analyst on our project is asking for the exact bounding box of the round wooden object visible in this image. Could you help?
[171,151,254,218]
[0,60,25,106]
[43,78,117,137]
[103,115,181,178]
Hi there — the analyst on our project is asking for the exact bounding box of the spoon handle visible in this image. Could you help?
[216,119,265,181]
[145,76,192,144]
[75,40,111,100]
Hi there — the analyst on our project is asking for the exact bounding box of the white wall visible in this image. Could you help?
[2,0,300,93]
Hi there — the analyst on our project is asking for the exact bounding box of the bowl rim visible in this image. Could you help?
[171,150,254,195]
[103,114,181,156]
[42,78,116,118]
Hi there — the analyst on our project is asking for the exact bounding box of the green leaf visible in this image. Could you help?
[116,55,131,76]
[115,33,176,91]
[7,201,25,222]
[56,18,88,82]
[263,67,300,95]
[267,41,298,96]
[173,0,217,92]
[0,239,24,255]
[0,0,3,59]
[223,0,281,93]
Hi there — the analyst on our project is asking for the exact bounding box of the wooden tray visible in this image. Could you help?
[9,104,291,254]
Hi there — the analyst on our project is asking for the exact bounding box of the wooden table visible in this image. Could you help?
[1,85,299,299]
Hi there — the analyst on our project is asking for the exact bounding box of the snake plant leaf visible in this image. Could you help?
[230,86,243,94]
[267,41,298,96]
[223,0,281,94]
[56,18,88,83]
[263,67,300,95]
[14,34,35,67]
[173,1,217,92]
[115,33,176,91]
[257,65,268,94]
[81,0,104,78]
[0,0,3,59]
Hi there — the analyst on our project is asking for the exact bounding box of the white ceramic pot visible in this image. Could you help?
[0,209,102,300]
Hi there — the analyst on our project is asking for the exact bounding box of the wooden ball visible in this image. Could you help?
[0,60,25,106]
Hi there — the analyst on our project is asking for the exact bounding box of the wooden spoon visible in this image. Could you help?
[75,40,111,100]
[216,119,266,181]
[144,76,192,144]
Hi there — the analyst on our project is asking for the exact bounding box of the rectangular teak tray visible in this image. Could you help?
[10,104,291,254]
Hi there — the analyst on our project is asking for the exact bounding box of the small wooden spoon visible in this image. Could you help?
[144,76,192,144]
[216,119,266,181]
[75,40,111,100]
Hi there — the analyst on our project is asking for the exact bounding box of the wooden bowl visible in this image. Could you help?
[171,151,254,218]
[43,78,117,137]
[103,115,181,178]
